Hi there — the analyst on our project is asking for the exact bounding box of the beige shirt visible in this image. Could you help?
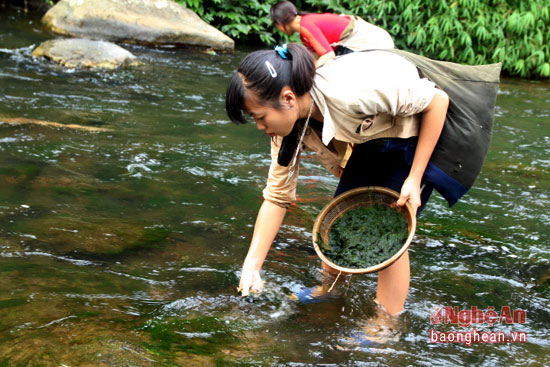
[263,51,437,208]
[335,16,395,51]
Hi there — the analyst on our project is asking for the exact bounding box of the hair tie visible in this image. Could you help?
[274,44,289,60]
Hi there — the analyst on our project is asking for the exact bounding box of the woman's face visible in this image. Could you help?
[243,93,297,137]
[275,22,294,36]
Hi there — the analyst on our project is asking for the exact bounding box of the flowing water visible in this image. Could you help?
[0,8,549,367]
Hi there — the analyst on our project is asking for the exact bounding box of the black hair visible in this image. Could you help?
[225,43,315,125]
[270,1,298,25]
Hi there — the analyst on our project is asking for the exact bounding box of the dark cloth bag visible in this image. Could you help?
[383,49,502,190]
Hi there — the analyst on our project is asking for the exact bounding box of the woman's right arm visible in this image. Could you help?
[239,200,287,296]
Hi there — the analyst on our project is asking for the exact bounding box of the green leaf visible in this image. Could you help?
[514,59,525,73]
[522,12,536,29]
[538,62,550,77]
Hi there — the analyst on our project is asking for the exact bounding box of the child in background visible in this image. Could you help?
[270,0,394,67]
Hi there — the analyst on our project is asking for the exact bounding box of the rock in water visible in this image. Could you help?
[32,38,139,69]
[42,0,234,51]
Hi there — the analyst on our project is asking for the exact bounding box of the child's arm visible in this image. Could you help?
[301,21,333,58]
[315,50,336,67]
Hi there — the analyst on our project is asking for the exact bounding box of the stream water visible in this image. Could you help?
[0,8,549,367]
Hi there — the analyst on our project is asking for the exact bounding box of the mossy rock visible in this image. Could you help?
[32,38,139,70]
[42,0,234,51]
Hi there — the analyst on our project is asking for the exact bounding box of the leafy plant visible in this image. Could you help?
[178,0,548,79]
[177,0,279,45]
[302,0,549,78]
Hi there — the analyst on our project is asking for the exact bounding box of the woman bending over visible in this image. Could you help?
[226,43,450,315]
[270,1,394,67]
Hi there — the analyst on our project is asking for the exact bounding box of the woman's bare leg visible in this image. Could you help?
[376,250,410,315]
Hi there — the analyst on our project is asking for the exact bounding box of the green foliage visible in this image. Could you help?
[177,0,279,45]
[178,0,548,79]
[302,0,549,78]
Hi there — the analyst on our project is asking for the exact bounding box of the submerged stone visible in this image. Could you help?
[32,38,139,69]
[42,0,234,51]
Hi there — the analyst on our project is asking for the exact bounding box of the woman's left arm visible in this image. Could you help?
[396,89,449,214]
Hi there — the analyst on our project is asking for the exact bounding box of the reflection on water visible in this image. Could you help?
[1,7,549,366]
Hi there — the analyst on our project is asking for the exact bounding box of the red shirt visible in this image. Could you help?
[300,13,352,56]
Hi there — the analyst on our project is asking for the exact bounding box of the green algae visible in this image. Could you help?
[140,317,238,357]
[319,204,408,269]
[0,298,27,309]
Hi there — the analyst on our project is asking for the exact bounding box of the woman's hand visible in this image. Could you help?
[238,266,264,296]
[396,176,421,217]
[237,200,287,296]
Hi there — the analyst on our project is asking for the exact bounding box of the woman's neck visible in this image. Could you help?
[291,15,301,33]
[297,92,323,122]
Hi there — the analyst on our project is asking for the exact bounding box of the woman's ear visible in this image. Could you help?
[281,88,297,107]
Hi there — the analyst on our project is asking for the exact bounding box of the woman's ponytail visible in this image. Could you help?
[286,43,315,97]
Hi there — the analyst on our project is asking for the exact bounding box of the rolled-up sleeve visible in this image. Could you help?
[262,136,300,208]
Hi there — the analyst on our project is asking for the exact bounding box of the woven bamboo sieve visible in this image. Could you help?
[312,186,416,274]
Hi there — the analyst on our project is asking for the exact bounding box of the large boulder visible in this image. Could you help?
[32,38,139,69]
[42,0,234,51]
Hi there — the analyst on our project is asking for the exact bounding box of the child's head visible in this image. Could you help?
[270,1,298,26]
[225,43,315,129]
